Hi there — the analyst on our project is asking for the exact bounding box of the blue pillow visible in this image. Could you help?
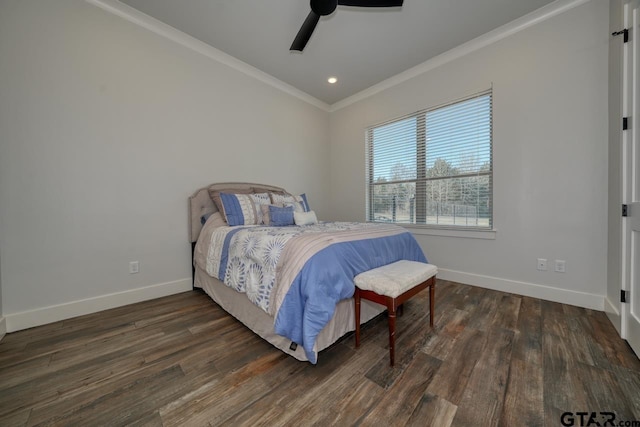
[200,212,212,225]
[269,205,295,226]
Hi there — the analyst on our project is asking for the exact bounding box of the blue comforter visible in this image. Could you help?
[203,222,426,363]
[274,231,426,363]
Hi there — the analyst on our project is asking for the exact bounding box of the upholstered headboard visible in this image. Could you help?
[188,182,288,243]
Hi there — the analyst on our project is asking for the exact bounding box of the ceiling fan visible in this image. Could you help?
[290,0,404,51]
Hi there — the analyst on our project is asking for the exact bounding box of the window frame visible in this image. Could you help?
[365,90,494,233]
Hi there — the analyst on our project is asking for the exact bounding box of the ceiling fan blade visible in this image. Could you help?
[337,0,403,6]
[290,11,321,51]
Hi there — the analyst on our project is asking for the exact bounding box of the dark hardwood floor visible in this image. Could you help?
[0,280,639,426]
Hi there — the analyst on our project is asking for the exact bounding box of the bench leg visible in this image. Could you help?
[388,302,396,366]
[429,279,435,327]
[354,288,361,348]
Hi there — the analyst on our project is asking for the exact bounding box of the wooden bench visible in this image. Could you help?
[354,260,437,366]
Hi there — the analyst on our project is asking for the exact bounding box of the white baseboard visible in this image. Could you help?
[438,269,604,311]
[0,317,6,342]
[5,278,192,333]
[604,296,622,335]
[2,271,606,333]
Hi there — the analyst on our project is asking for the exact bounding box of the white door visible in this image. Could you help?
[623,0,640,357]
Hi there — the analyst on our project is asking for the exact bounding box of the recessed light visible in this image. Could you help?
[328,76,337,84]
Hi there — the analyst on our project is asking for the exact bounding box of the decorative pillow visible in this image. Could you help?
[269,205,295,226]
[209,188,252,213]
[250,193,271,224]
[269,192,290,205]
[270,193,310,212]
[260,204,271,225]
[294,210,318,226]
[299,193,311,212]
[260,203,283,226]
[219,193,262,226]
[283,201,305,213]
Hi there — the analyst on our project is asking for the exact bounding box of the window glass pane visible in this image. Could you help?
[370,182,416,223]
[372,117,417,182]
[423,176,491,227]
[366,91,492,229]
[426,95,491,176]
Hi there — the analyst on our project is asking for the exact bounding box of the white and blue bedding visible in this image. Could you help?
[203,221,426,363]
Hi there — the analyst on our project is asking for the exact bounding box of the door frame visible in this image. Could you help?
[621,0,640,356]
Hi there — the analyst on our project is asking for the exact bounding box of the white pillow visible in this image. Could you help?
[294,210,318,226]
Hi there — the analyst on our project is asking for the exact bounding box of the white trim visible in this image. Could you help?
[404,225,497,240]
[330,0,591,112]
[438,268,604,311]
[0,317,6,342]
[5,278,192,333]
[84,0,331,112]
[605,296,622,335]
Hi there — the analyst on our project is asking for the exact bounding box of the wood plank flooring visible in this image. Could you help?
[0,280,639,426]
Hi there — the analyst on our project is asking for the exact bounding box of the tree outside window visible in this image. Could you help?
[366,92,492,229]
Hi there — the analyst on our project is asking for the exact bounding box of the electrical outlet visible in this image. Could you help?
[555,260,566,273]
[537,258,547,271]
[129,261,139,274]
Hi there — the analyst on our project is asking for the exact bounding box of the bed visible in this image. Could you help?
[189,182,427,363]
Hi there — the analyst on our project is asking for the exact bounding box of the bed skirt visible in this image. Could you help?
[194,265,384,362]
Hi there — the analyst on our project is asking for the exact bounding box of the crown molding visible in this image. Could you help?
[329,0,592,112]
[86,0,590,114]
[85,0,331,112]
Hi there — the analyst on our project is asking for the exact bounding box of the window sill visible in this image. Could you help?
[400,225,497,240]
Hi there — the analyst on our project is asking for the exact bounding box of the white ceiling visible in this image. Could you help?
[118,0,558,105]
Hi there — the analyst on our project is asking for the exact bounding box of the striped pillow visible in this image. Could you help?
[219,193,270,226]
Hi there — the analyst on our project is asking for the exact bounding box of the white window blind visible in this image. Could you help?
[366,91,493,229]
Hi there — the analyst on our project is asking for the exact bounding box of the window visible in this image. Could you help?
[366,91,492,229]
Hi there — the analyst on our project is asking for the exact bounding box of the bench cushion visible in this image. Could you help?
[354,260,438,298]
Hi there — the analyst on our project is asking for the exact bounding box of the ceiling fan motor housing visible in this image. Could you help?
[311,0,338,16]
